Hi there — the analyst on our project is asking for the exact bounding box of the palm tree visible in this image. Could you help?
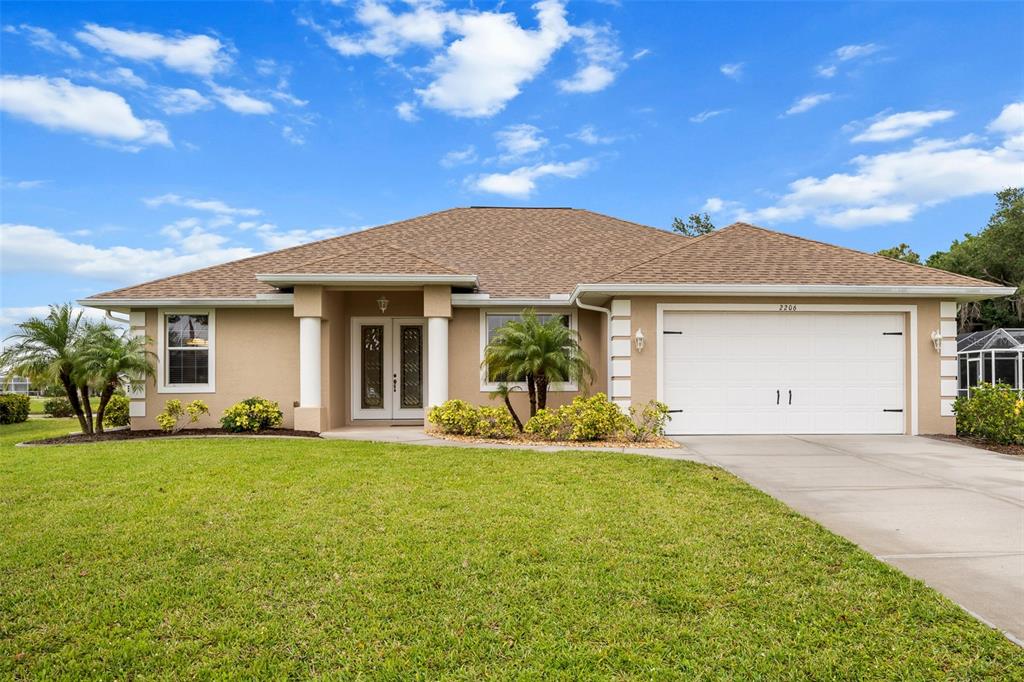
[78,326,155,433]
[0,304,91,433]
[482,309,595,417]
[489,382,524,432]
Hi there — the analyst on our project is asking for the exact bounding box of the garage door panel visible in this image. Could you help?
[663,311,906,435]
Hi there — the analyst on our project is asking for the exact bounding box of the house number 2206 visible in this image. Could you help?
[778,304,798,312]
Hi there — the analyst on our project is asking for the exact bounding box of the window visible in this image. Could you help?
[159,310,215,392]
[480,310,575,390]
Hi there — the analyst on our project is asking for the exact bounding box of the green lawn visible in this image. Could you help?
[2,420,1022,679]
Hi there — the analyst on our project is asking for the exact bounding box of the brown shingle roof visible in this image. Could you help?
[83,211,1001,301]
[601,222,1001,288]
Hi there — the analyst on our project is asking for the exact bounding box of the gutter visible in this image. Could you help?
[255,273,479,287]
[569,283,1018,302]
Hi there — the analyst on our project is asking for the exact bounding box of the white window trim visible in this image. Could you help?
[157,308,216,394]
[654,303,918,435]
[478,308,579,393]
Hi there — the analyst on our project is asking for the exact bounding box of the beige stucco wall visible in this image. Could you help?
[448,307,606,418]
[130,307,300,430]
[623,296,953,435]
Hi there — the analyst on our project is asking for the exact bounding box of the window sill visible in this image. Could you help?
[480,382,578,394]
[157,384,216,394]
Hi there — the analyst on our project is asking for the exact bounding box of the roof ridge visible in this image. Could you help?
[288,242,461,274]
[722,222,1000,287]
[574,208,691,241]
[84,207,462,299]
[598,226,723,283]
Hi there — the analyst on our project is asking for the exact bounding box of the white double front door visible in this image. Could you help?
[351,318,426,420]
[662,311,907,435]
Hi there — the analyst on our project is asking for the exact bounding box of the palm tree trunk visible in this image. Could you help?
[526,376,537,417]
[94,383,115,434]
[60,372,90,435]
[503,394,524,432]
[536,374,549,411]
[79,385,94,435]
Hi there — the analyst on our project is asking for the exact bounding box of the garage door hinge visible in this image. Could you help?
[883,408,904,413]
[663,330,683,335]
[668,409,684,413]
[882,332,903,336]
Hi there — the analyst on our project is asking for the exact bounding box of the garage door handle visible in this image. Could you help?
[788,390,792,405]
[667,409,684,414]
[776,389,780,405]
[883,408,904,413]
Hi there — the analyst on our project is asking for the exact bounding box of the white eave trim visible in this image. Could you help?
[78,294,295,310]
[256,273,479,286]
[451,293,573,307]
[570,283,1017,301]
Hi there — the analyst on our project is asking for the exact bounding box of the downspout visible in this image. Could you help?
[105,310,130,325]
[574,298,612,396]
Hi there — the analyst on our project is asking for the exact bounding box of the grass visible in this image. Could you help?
[2,420,1022,679]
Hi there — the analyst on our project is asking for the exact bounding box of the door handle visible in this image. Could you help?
[392,374,398,392]
[788,390,792,405]
[776,389,780,405]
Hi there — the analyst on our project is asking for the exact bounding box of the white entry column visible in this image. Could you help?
[427,316,448,408]
[299,316,322,409]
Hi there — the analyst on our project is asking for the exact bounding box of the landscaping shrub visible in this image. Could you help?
[43,396,75,418]
[953,383,1024,444]
[220,397,283,433]
[474,406,518,439]
[560,393,629,441]
[523,408,566,440]
[427,399,480,435]
[626,400,671,442]
[156,399,210,433]
[0,394,31,424]
[103,394,130,428]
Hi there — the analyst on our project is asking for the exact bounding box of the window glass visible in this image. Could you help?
[361,325,384,409]
[166,314,210,385]
[959,357,968,390]
[485,313,569,383]
[994,353,1017,388]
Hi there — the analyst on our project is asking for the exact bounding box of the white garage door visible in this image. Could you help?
[662,311,906,435]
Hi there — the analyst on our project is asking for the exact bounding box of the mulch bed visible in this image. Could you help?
[22,428,321,446]
[429,430,679,449]
[923,434,1024,457]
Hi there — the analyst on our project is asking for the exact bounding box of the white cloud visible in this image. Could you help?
[5,24,81,58]
[75,23,230,76]
[64,66,147,89]
[0,75,170,148]
[570,124,614,145]
[156,87,211,115]
[316,0,452,57]
[494,123,547,160]
[208,84,274,115]
[1,306,110,348]
[440,145,477,167]
[557,23,622,94]
[395,101,419,121]
[720,62,744,80]
[236,221,347,250]
[702,197,724,212]
[632,48,651,60]
[988,102,1024,134]
[281,125,305,145]
[835,43,882,61]
[851,109,955,143]
[816,64,837,79]
[1,178,48,189]
[783,93,833,116]
[470,158,593,198]
[736,106,1024,228]
[143,193,261,216]
[689,108,729,123]
[0,223,256,283]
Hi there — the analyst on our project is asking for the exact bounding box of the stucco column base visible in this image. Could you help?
[294,406,325,433]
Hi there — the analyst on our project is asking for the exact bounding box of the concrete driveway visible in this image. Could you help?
[682,435,1024,643]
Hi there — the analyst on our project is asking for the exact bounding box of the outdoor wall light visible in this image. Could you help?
[377,295,389,314]
[930,329,942,353]
[635,328,646,353]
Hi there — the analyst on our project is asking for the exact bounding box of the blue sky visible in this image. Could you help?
[1,0,1022,333]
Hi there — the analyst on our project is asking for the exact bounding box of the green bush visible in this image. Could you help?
[156,399,210,433]
[220,397,283,433]
[475,406,518,439]
[953,383,1024,444]
[427,399,480,435]
[0,394,31,424]
[523,408,565,440]
[626,400,671,442]
[560,393,629,441]
[103,394,131,428]
[43,396,75,418]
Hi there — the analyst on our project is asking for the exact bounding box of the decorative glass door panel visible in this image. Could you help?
[352,318,426,420]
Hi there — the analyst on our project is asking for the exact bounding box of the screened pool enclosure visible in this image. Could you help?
[956,329,1024,396]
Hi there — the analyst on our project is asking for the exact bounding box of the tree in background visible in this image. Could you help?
[927,188,1023,331]
[671,212,716,237]
[876,243,921,264]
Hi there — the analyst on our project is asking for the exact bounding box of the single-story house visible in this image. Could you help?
[80,207,1015,436]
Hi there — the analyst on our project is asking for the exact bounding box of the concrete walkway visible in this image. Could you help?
[682,435,1024,644]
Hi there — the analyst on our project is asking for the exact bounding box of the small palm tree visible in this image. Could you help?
[0,304,91,433]
[483,309,594,418]
[79,326,155,433]
[489,382,524,432]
